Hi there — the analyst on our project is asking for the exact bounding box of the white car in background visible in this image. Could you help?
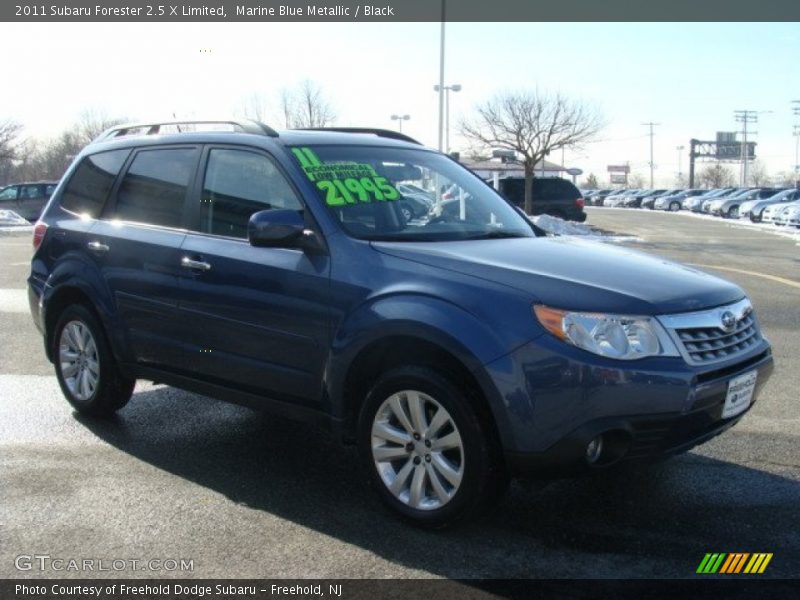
[739,189,800,222]
[771,201,800,227]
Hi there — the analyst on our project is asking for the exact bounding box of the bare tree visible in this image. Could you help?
[0,120,23,184]
[698,163,735,188]
[747,159,769,186]
[460,89,605,213]
[238,92,271,122]
[282,80,337,128]
[75,109,127,145]
[0,119,22,161]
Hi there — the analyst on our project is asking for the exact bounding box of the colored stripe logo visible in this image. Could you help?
[696,553,773,574]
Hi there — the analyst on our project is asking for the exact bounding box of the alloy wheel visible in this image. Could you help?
[59,320,100,401]
[371,390,464,510]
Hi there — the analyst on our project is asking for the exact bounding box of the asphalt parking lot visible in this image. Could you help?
[1,209,798,580]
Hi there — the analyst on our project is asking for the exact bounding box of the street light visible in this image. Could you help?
[676,145,685,181]
[433,83,461,153]
[390,114,410,133]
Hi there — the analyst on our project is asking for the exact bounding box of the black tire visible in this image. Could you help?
[727,205,739,219]
[669,201,681,212]
[52,304,134,416]
[358,366,508,528]
[750,211,761,223]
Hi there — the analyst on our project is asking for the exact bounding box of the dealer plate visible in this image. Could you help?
[723,370,757,419]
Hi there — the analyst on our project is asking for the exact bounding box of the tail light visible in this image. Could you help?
[32,221,48,251]
[576,197,585,210]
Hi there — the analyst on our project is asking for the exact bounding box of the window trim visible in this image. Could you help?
[101,144,201,232]
[58,148,132,220]
[183,144,314,244]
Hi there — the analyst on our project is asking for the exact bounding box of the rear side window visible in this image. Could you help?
[114,147,199,228]
[199,148,301,238]
[61,149,130,217]
[0,186,18,202]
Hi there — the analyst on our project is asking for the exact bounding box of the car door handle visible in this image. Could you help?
[181,257,212,271]
[86,241,109,253]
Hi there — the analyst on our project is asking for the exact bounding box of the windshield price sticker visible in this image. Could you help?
[292,147,400,206]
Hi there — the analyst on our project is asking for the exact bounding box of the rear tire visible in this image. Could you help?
[358,366,508,528]
[53,304,134,416]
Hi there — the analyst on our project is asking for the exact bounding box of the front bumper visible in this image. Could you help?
[483,334,774,477]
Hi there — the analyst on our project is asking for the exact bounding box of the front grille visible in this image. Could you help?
[675,312,761,364]
[657,298,762,366]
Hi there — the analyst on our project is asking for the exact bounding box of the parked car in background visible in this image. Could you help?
[655,189,704,211]
[618,189,662,208]
[589,189,621,206]
[740,189,800,222]
[641,189,681,210]
[495,176,587,222]
[774,201,800,227]
[759,194,800,223]
[397,182,435,202]
[684,189,734,212]
[604,189,639,207]
[0,181,59,221]
[702,188,749,213]
[710,188,784,218]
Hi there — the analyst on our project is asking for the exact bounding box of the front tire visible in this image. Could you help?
[53,304,134,416]
[669,201,681,212]
[358,366,507,528]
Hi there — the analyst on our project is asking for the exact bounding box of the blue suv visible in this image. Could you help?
[28,120,774,527]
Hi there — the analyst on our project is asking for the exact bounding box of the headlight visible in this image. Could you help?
[534,305,680,360]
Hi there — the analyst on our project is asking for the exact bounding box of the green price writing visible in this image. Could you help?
[317,176,399,206]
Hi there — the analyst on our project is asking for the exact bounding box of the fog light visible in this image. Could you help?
[586,436,604,464]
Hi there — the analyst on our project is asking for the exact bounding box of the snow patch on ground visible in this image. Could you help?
[0,210,33,235]
[588,206,800,243]
[529,213,639,242]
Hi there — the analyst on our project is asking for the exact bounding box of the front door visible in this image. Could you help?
[177,146,330,405]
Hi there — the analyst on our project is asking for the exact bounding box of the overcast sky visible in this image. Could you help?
[3,21,799,185]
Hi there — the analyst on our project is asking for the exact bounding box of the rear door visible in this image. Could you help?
[177,145,331,405]
[90,145,200,369]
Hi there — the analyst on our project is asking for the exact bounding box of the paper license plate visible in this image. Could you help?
[722,370,757,419]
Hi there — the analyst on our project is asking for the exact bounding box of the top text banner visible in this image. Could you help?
[5,0,800,22]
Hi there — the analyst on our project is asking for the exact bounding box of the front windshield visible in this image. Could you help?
[291,145,534,241]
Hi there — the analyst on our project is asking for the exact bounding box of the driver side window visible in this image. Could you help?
[200,148,302,238]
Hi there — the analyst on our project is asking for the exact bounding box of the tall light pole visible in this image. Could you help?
[433,83,461,152]
[734,110,771,186]
[642,122,660,187]
[676,145,685,182]
[793,101,800,188]
[436,0,446,151]
[390,114,410,133]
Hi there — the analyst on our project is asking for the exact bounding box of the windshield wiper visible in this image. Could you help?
[466,230,530,240]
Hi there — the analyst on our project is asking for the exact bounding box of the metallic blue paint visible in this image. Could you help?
[28,128,775,474]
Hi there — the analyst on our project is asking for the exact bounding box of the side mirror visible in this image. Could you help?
[247,209,307,248]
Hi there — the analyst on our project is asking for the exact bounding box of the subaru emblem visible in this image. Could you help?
[721,311,736,332]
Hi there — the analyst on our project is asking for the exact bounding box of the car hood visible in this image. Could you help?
[371,237,743,315]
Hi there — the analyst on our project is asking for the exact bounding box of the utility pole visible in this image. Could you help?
[733,110,758,187]
[676,145,684,183]
[793,101,800,188]
[642,122,660,187]
[436,0,446,151]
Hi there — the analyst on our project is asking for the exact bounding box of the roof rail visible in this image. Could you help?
[295,127,422,145]
[93,119,280,142]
